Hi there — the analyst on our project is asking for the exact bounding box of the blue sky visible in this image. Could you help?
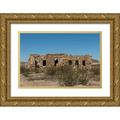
[20,33,100,62]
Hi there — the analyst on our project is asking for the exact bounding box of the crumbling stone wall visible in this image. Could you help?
[28,54,93,70]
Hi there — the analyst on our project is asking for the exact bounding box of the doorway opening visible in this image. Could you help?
[43,60,46,66]
[68,60,72,65]
[54,59,58,66]
[82,60,86,66]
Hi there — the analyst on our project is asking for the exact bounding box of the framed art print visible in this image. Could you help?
[0,14,120,106]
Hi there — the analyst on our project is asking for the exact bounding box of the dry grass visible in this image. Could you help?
[20,65,100,88]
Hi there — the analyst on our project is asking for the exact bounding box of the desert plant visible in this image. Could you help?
[35,68,40,73]
[23,72,29,77]
[20,66,26,73]
[20,66,30,77]
[91,67,100,75]
[45,66,57,76]
[76,68,89,85]
[45,65,89,86]
[55,65,78,86]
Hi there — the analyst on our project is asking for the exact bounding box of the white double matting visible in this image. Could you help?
[10,24,110,97]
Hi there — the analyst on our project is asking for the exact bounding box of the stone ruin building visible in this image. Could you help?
[28,54,96,71]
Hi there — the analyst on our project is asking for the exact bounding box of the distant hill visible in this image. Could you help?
[20,61,28,68]
[92,59,99,63]
[21,61,28,64]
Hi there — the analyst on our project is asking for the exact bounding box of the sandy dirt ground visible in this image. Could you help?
[20,73,59,88]
[19,73,100,88]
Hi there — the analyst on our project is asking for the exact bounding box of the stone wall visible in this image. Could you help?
[28,54,93,70]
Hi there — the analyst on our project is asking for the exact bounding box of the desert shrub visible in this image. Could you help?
[45,66,57,75]
[45,65,89,86]
[20,66,26,73]
[91,68,100,75]
[23,72,29,77]
[20,66,29,77]
[88,67,100,81]
[35,68,40,73]
[76,68,89,85]
[55,65,77,86]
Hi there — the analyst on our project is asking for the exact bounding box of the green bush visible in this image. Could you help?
[45,66,57,75]
[76,68,89,85]
[20,66,29,77]
[35,68,40,73]
[55,65,77,86]
[91,68,100,75]
[56,65,89,86]
[45,65,89,86]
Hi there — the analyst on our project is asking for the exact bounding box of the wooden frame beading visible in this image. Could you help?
[0,14,120,106]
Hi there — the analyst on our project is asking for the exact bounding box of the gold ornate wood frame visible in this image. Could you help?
[0,14,120,106]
